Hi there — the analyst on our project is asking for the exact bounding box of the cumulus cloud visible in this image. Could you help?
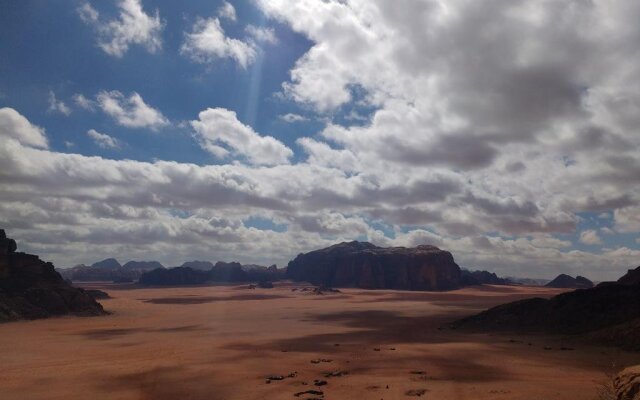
[0,108,48,148]
[191,108,293,166]
[579,229,602,245]
[181,17,256,68]
[87,129,120,149]
[246,25,278,44]
[78,0,164,58]
[96,90,168,129]
[47,91,71,116]
[218,1,237,22]
[2,1,640,281]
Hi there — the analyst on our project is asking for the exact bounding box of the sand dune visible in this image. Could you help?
[1,283,638,400]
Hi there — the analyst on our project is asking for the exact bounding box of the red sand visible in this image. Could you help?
[1,283,638,399]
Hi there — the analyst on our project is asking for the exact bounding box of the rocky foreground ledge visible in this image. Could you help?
[0,230,106,322]
[286,241,462,291]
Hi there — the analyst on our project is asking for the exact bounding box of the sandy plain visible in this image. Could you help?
[1,282,639,400]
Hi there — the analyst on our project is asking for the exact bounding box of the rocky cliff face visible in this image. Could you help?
[0,230,106,322]
[545,274,593,289]
[618,266,640,286]
[286,241,461,291]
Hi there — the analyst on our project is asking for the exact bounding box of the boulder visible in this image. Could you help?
[614,366,640,400]
[0,229,106,322]
[286,241,461,291]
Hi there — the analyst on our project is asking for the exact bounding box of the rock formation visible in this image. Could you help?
[618,266,640,286]
[139,262,284,286]
[0,229,106,322]
[460,269,510,286]
[138,266,209,286]
[614,365,640,400]
[545,274,593,289]
[91,258,121,269]
[178,261,215,271]
[122,260,164,270]
[451,273,640,349]
[286,241,461,291]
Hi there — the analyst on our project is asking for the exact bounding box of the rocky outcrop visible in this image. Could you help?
[460,269,510,286]
[545,274,593,289]
[0,230,106,322]
[286,241,461,291]
[618,266,640,286]
[122,260,164,271]
[450,278,640,349]
[614,366,640,400]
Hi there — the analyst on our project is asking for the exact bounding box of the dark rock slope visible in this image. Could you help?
[450,273,640,349]
[618,266,640,286]
[286,241,461,291]
[0,230,106,322]
[545,273,593,289]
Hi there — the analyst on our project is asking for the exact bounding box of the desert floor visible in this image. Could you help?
[1,283,639,400]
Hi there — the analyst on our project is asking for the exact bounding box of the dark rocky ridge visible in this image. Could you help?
[286,241,461,291]
[122,260,164,270]
[0,230,106,322]
[545,273,593,289]
[450,271,640,349]
[460,269,510,286]
[618,266,640,286]
[139,262,284,286]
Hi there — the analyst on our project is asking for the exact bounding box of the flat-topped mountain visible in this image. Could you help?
[0,230,106,321]
[545,274,593,289]
[286,241,461,291]
[178,261,215,271]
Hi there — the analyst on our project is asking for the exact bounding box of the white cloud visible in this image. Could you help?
[218,1,237,22]
[79,0,164,58]
[87,129,120,149]
[580,229,603,245]
[73,94,96,111]
[279,113,307,123]
[0,108,48,148]
[181,17,256,68]
[47,91,71,116]
[96,90,168,130]
[77,3,98,23]
[246,25,278,44]
[191,108,292,166]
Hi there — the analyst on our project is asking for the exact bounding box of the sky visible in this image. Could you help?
[0,0,639,280]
